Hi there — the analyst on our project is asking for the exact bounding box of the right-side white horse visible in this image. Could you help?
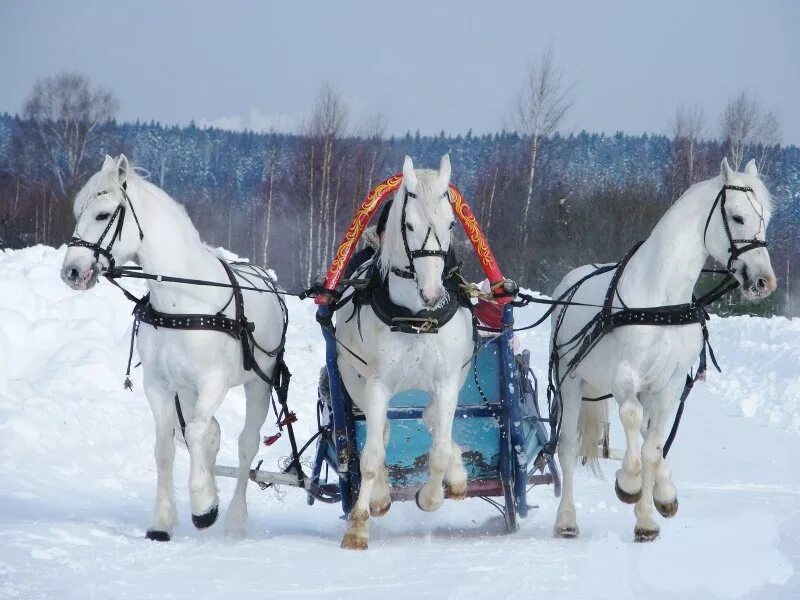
[335,155,474,549]
[551,158,776,542]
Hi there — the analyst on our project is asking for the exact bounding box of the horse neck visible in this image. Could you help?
[619,179,719,306]
[131,181,227,311]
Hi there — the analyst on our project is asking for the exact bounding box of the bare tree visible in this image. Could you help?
[303,83,348,283]
[514,48,572,247]
[720,90,781,172]
[667,104,706,196]
[22,73,118,200]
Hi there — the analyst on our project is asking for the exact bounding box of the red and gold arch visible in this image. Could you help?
[316,174,510,305]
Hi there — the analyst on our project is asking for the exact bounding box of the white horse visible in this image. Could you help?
[335,155,474,549]
[551,158,777,542]
[61,155,287,541]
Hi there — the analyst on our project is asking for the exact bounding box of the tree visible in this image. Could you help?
[22,72,118,201]
[720,90,781,172]
[303,83,348,284]
[514,48,572,247]
[667,104,706,197]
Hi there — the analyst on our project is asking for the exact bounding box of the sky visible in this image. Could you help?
[1,0,798,144]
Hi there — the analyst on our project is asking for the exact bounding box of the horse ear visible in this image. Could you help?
[102,155,115,171]
[438,154,452,190]
[402,155,418,190]
[116,154,129,184]
[744,159,758,177]
[720,157,734,182]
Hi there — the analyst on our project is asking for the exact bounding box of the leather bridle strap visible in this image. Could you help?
[391,189,450,280]
[67,183,144,271]
[703,184,768,272]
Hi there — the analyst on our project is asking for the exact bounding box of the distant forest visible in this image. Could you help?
[1,112,798,317]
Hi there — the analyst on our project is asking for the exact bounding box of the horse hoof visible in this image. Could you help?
[191,505,218,530]
[445,482,468,500]
[415,489,442,512]
[634,527,660,543]
[655,498,679,518]
[554,525,579,539]
[340,533,368,550]
[615,479,642,504]
[145,530,171,542]
[370,498,391,518]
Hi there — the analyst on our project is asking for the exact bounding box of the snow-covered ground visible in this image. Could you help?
[1,245,798,599]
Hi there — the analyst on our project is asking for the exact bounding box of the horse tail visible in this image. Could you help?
[578,394,608,478]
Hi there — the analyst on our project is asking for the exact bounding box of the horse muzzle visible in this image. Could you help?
[61,262,100,290]
[737,263,777,300]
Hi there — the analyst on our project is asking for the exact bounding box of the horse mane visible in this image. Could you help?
[73,162,202,247]
[378,169,451,279]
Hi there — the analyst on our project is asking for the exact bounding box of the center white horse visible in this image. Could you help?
[335,155,475,549]
[551,158,776,542]
[61,155,287,541]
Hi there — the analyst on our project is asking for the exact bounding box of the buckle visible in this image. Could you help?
[390,317,439,334]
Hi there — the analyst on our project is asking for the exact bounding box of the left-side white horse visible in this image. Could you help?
[550,158,777,542]
[61,155,286,541]
[335,155,475,549]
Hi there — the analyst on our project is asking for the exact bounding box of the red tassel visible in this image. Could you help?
[263,433,281,446]
[279,412,297,427]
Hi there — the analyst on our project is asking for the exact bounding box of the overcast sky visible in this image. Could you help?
[1,0,798,144]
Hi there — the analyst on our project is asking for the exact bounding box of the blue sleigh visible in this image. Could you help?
[308,176,560,531]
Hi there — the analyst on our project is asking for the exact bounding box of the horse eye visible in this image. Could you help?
[732,215,744,225]
[405,223,414,232]
[96,212,111,221]
[449,221,456,230]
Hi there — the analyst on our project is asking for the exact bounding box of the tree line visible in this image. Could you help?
[0,65,797,317]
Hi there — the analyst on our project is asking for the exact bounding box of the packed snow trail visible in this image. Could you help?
[0,246,798,599]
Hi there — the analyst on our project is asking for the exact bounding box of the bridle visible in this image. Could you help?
[67,182,144,271]
[703,184,768,273]
[390,189,451,281]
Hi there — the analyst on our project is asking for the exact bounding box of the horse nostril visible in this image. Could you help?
[757,278,767,291]
[66,267,79,282]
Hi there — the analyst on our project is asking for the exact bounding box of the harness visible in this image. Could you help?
[390,189,451,280]
[127,260,289,389]
[67,183,144,270]
[544,184,767,458]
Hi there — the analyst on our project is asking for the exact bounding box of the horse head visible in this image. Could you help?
[705,158,776,300]
[379,154,456,309]
[61,154,144,290]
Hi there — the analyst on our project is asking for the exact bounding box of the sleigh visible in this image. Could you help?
[306,175,561,531]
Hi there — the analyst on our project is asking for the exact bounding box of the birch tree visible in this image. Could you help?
[22,73,118,201]
[514,49,571,247]
[720,90,781,172]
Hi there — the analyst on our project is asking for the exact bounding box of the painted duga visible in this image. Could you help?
[335,155,474,549]
[61,155,287,541]
[551,158,776,542]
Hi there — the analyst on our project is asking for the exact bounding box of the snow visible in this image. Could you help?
[1,245,799,599]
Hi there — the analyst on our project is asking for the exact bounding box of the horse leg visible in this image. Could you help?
[225,378,271,536]
[185,377,227,529]
[342,378,389,550]
[649,379,683,521]
[370,422,392,518]
[611,365,643,504]
[143,373,177,541]
[417,380,459,512]
[444,441,468,500]
[554,376,581,538]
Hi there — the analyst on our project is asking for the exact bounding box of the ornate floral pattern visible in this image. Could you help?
[318,176,508,305]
